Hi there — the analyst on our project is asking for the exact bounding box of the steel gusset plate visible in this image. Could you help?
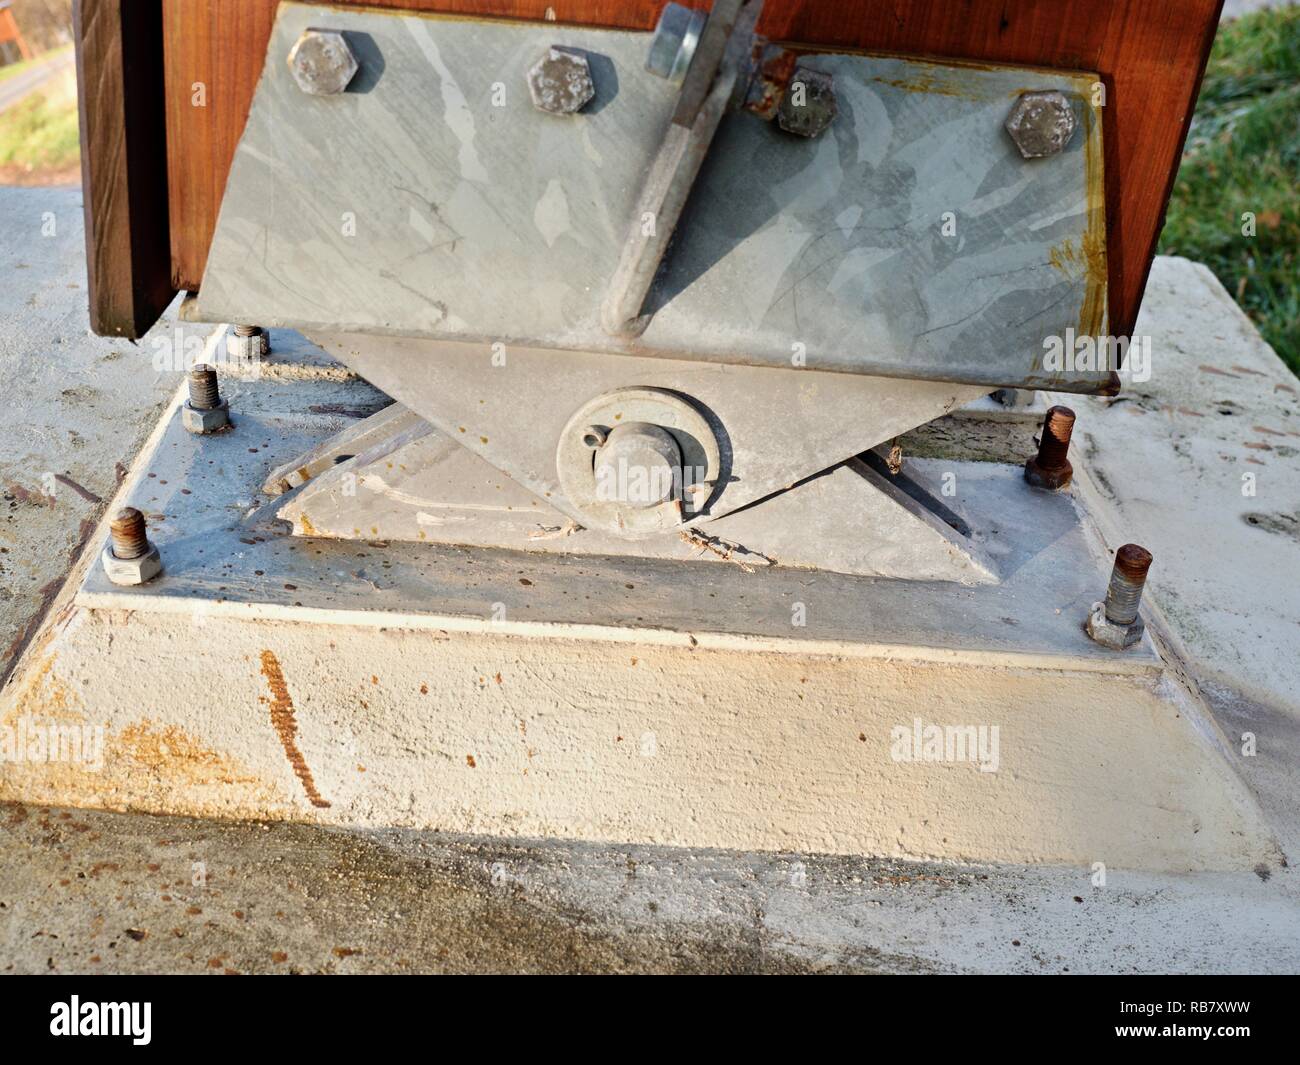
[198,1,1111,394]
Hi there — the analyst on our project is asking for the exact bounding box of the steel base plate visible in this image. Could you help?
[77,331,1156,672]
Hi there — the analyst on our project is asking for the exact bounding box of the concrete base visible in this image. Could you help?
[0,314,1283,875]
[0,607,1277,872]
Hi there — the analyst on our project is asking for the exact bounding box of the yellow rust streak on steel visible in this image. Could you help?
[1043,93,1108,346]
[868,72,976,101]
[1077,93,1109,341]
[259,650,331,809]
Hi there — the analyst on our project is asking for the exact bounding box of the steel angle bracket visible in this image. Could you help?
[601,0,758,336]
[198,1,1113,393]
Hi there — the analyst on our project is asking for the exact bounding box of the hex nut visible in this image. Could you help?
[1005,91,1076,159]
[1024,455,1073,491]
[226,331,268,361]
[182,398,230,434]
[102,541,162,586]
[1085,601,1145,650]
[777,66,836,138]
[287,29,359,96]
[645,3,706,83]
[527,46,595,115]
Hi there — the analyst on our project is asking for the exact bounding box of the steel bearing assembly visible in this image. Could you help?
[94,0,1141,657]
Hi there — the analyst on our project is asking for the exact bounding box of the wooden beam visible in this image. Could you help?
[75,0,175,338]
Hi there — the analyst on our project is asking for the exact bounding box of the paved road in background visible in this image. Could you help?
[0,49,74,114]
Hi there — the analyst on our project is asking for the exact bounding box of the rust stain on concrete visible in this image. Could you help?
[259,650,330,809]
[114,722,259,787]
[4,653,84,728]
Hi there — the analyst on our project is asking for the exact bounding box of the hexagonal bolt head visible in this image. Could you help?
[527,47,595,115]
[102,541,162,586]
[1086,601,1145,650]
[777,66,836,138]
[1005,91,1076,159]
[1024,455,1073,491]
[226,329,268,361]
[645,3,706,84]
[182,397,230,435]
[287,29,359,97]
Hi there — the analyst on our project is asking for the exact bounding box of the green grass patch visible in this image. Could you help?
[1159,7,1300,374]
[0,69,79,173]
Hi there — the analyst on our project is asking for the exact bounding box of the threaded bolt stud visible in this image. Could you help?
[1024,404,1075,490]
[189,364,220,411]
[1104,543,1153,626]
[110,507,149,560]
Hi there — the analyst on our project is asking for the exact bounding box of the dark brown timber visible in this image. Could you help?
[75,0,174,338]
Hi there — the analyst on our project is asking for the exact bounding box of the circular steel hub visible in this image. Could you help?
[556,388,721,538]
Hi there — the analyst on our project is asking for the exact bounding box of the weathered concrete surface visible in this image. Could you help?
[0,186,203,683]
[2,800,1296,974]
[0,609,1278,872]
[1059,257,1300,720]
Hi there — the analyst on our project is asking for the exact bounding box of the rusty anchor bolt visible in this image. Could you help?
[1005,91,1076,159]
[1087,544,1153,650]
[527,47,595,115]
[102,507,162,586]
[777,65,837,138]
[183,364,230,434]
[287,28,359,97]
[226,324,268,361]
[1024,405,1075,491]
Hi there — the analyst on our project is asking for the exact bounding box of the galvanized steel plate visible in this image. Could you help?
[198,2,1110,393]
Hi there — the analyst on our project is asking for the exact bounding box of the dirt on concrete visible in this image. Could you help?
[0,800,925,975]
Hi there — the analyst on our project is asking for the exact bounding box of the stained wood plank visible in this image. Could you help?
[75,0,174,337]
[160,0,1224,341]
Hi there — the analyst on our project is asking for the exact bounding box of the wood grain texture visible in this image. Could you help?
[161,0,1224,340]
[75,0,174,337]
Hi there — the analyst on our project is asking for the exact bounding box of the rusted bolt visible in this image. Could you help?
[645,3,706,84]
[581,425,609,449]
[1087,544,1153,650]
[183,364,230,434]
[189,364,220,410]
[777,65,836,138]
[1005,91,1076,159]
[527,46,595,115]
[742,42,798,122]
[110,507,148,560]
[287,28,359,97]
[103,508,162,586]
[1024,405,1075,490]
[1104,544,1153,626]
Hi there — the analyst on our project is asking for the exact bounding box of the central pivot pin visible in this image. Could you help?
[593,422,683,508]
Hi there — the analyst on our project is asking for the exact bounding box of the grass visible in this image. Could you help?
[1159,6,1300,374]
[0,44,73,84]
[0,66,79,181]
